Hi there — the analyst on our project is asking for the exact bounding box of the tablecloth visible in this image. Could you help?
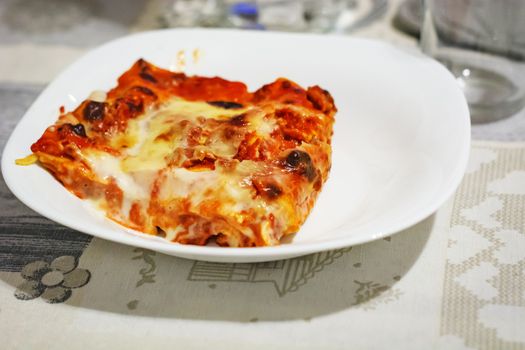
[0,1,524,349]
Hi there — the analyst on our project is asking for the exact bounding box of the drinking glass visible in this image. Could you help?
[256,0,306,31]
[420,0,525,123]
[162,0,225,27]
[304,0,347,32]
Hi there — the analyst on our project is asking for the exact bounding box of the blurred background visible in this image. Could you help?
[0,0,429,88]
[0,0,421,47]
[3,0,524,130]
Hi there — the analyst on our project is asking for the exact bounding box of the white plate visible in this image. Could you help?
[1,29,470,263]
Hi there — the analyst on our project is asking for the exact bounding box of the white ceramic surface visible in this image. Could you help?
[1,29,470,262]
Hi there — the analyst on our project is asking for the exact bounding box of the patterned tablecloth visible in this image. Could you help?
[0,1,524,349]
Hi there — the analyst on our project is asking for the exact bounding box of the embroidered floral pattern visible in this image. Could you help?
[14,255,90,303]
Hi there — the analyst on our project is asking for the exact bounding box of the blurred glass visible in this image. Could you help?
[162,0,225,27]
[420,0,525,123]
[304,0,346,32]
[161,0,386,34]
[226,2,261,29]
[256,0,306,31]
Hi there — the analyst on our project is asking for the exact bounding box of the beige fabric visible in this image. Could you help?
[441,143,525,349]
[0,205,448,349]
[0,142,523,349]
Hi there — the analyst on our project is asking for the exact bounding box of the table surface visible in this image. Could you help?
[0,1,524,349]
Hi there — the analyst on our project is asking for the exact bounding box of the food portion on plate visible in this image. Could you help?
[23,59,336,247]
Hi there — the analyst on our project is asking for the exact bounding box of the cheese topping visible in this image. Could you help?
[28,59,336,247]
[85,97,274,231]
[119,99,251,172]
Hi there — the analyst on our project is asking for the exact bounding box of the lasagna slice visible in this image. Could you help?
[29,59,336,247]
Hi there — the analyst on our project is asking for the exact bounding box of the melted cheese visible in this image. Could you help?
[85,97,258,190]
[158,168,218,200]
[30,60,336,247]
[83,96,289,245]
[82,97,255,212]
[249,108,277,136]
[84,152,149,199]
[120,98,249,173]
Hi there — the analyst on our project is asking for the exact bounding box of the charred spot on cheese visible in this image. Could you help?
[83,101,106,121]
[70,123,87,137]
[281,80,291,89]
[306,86,336,114]
[207,101,244,109]
[283,150,316,181]
[125,99,144,113]
[284,150,308,168]
[182,157,216,171]
[155,226,167,238]
[253,179,283,200]
[138,60,158,83]
[132,86,157,98]
[140,72,157,83]
[229,113,247,126]
[58,123,87,137]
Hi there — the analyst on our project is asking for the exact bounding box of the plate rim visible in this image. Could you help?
[1,28,471,261]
